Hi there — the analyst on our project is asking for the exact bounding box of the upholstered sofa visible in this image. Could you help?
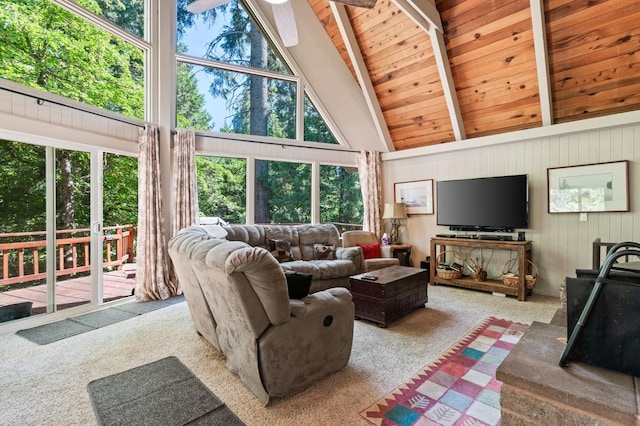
[168,226,355,405]
[221,223,362,293]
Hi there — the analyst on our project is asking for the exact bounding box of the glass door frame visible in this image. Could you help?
[45,145,104,312]
[90,149,105,305]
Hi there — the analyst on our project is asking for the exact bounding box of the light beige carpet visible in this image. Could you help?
[0,285,559,425]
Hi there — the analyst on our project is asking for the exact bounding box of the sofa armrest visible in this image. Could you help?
[259,288,354,397]
[336,246,363,272]
[289,287,352,317]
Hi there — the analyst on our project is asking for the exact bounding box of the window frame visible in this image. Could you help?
[176,53,302,139]
[175,0,344,146]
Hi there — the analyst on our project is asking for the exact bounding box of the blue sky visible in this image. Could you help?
[180,13,229,130]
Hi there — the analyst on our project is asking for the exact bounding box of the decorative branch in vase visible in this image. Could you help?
[468,255,488,282]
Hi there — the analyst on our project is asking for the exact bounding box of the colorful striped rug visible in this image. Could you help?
[360,317,528,426]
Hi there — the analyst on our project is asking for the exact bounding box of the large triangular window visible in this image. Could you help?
[177,0,339,144]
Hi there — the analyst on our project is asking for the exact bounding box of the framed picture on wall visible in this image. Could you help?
[394,179,434,215]
[547,160,629,213]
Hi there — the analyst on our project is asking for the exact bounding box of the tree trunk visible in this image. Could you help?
[255,160,270,224]
[56,150,75,270]
[57,150,75,230]
[249,23,271,224]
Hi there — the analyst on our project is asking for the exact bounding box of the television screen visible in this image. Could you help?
[436,175,528,232]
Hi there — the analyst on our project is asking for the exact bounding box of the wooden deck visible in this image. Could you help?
[0,270,135,313]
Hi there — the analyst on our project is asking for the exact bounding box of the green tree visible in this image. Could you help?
[103,153,138,227]
[0,0,144,119]
[177,60,214,129]
[305,96,338,144]
[320,166,363,229]
[196,156,246,224]
[0,141,46,234]
[258,160,311,224]
[92,0,145,37]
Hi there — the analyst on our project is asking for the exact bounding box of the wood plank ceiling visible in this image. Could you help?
[307,0,640,151]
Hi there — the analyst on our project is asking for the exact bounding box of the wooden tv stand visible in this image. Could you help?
[430,237,533,301]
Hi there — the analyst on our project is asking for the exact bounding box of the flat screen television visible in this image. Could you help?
[436,174,528,233]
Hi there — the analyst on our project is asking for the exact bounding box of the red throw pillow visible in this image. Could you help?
[357,243,381,259]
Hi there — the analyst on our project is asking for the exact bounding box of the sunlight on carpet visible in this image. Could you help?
[360,317,528,426]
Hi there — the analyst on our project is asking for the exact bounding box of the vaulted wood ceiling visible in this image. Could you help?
[307,0,640,151]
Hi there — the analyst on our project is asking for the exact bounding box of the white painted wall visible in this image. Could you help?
[383,115,640,298]
[0,83,139,153]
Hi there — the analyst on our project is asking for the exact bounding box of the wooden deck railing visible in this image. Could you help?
[0,225,136,287]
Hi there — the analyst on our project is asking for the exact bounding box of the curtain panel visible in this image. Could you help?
[356,151,383,237]
[171,129,198,236]
[135,124,179,301]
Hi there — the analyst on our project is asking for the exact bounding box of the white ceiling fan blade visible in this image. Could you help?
[186,0,232,14]
[272,2,298,47]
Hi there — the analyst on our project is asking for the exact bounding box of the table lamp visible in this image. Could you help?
[382,203,407,244]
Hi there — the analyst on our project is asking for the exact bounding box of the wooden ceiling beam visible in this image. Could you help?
[330,1,395,151]
[393,0,465,140]
[393,0,443,33]
[530,0,553,126]
[430,26,466,141]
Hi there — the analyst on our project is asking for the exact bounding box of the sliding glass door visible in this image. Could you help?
[0,140,137,324]
[0,141,48,318]
[52,147,97,312]
[101,153,138,303]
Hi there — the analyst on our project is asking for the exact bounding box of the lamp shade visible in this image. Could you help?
[382,203,407,219]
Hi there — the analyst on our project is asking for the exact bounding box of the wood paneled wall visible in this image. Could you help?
[383,120,639,298]
[0,87,139,153]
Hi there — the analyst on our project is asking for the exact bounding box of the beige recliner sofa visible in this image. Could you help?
[342,230,400,272]
[168,226,355,405]
[222,223,362,292]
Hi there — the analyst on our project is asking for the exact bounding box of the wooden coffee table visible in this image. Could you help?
[349,265,428,327]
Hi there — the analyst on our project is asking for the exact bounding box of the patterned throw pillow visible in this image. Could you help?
[269,239,293,263]
[313,244,336,260]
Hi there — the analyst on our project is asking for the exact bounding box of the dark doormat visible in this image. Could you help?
[88,356,244,426]
[16,295,185,345]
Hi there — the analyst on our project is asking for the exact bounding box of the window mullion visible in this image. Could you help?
[175,54,299,84]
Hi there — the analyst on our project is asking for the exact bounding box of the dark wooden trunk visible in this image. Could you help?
[350,266,428,327]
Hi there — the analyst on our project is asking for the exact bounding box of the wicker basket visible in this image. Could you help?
[501,258,538,289]
[435,250,464,279]
[471,268,487,282]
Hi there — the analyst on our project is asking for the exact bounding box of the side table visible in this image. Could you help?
[389,244,412,266]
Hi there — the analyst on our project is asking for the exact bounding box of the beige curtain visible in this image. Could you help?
[135,124,179,301]
[357,151,383,237]
[171,129,198,236]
